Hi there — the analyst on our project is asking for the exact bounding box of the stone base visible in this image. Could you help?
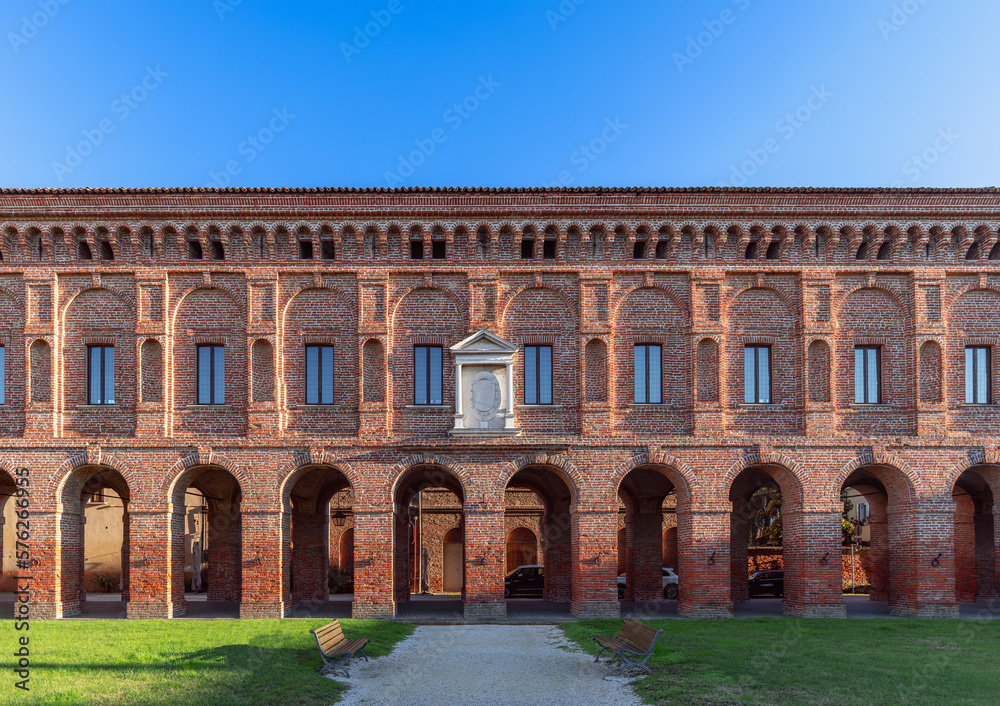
[789,602,847,618]
[463,601,506,622]
[126,600,173,619]
[678,600,733,618]
[239,600,285,619]
[352,600,396,619]
[25,601,60,621]
[572,600,620,620]
[913,602,959,619]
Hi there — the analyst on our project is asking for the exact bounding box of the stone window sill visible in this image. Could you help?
[956,404,998,410]
[847,404,899,410]
[75,404,121,409]
[294,404,343,410]
[736,403,786,409]
[185,404,233,410]
[627,403,674,409]
[405,405,451,411]
[517,404,564,409]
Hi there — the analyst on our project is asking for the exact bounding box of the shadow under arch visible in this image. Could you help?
[952,465,1000,604]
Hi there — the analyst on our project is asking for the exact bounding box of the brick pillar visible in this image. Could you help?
[571,509,619,620]
[166,504,188,617]
[985,509,1000,600]
[26,509,60,620]
[680,509,732,617]
[120,508,130,604]
[352,510,395,619]
[58,506,85,617]
[542,501,572,603]
[207,504,242,603]
[126,510,173,618]
[393,510,411,602]
[291,511,329,606]
[626,507,663,603]
[865,489,889,602]
[730,509,749,604]
[240,509,288,618]
[463,508,506,621]
[783,510,845,617]
[954,494,977,602]
[901,500,958,618]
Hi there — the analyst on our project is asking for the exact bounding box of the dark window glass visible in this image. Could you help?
[298,240,313,259]
[188,240,203,260]
[410,239,424,260]
[521,238,535,259]
[321,239,336,260]
[100,241,114,261]
[431,239,446,259]
[197,345,225,405]
[634,344,662,404]
[524,345,553,405]
[210,240,225,260]
[414,346,442,405]
[306,345,335,405]
[744,345,771,404]
[79,241,93,260]
[543,239,557,259]
[854,346,881,404]
[633,241,646,259]
[966,346,992,404]
[88,346,115,405]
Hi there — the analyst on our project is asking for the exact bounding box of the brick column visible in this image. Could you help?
[626,507,663,602]
[680,508,732,617]
[126,510,173,618]
[571,509,619,620]
[783,510,845,617]
[207,505,242,603]
[25,509,60,620]
[954,494,977,602]
[290,511,329,607]
[166,503,188,617]
[352,510,395,619]
[463,508,506,621]
[240,509,288,618]
[902,499,959,618]
[730,508,749,604]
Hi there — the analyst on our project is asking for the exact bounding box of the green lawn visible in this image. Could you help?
[6,619,413,705]
[562,618,1000,705]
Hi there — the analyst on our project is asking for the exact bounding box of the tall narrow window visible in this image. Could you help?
[88,345,115,405]
[966,346,992,404]
[854,346,881,404]
[197,345,225,405]
[306,345,334,405]
[414,345,442,405]
[524,345,553,405]
[634,344,662,404]
[744,345,771,404]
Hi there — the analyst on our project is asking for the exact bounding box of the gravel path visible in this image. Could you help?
[334,625,642,706]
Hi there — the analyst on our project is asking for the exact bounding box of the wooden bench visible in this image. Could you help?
[593,618,663,676]
[309,620,370,678]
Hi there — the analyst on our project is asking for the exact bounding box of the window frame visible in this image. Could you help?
[196,344,225,405]
[743,345,772,404]
[854,345,882,404]
[87,345,115,405]
[523,344,553,405]
[965,346,993,405]
[305,344,335,405]
[633,343,663,405]
[413,345,443,406]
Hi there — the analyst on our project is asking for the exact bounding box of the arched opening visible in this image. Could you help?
[840,465,913,616]
[953,467,999,608]
[394,465,465,618]
[505,527,538,572]
[57,466,131,618]
[171,466,242,618]
[0,468,18,615]
[286,465,353,617]
[442,527,464,592]
[618,467,679,611]
[505,466,573,607]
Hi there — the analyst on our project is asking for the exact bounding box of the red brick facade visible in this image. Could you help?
[1,186,999,621]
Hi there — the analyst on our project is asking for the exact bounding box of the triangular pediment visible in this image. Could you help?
[450,329,518,354]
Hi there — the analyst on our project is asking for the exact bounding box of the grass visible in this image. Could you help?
[562,618,1000,705]
[6,619,413,705]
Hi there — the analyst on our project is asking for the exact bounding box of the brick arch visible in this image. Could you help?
[0,284,25,310]
[722,449,808,506]
[162,450,248,506]
[832,450,917,503]
[390,284,465,322]
[387,453,472,502]
[280,284,352,321]
[835,284,909,317]
[52,449,136,506]
[276,450,360,514]
[611,284,690,325]
[496,453,580,506]
[498,284,579,327]
[170,283,247,323]
[724,284,800,319]
[60,284,136,317]
[944,448,1000,491]
[609,450,695,509]
[945,284,1000,313]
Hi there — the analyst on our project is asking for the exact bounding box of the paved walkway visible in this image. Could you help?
[335,625,641,706]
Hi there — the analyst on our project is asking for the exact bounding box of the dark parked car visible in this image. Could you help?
[504,565,544,597]
[748,570,784,597]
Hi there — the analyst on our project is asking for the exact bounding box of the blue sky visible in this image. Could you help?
[1,0,997,189]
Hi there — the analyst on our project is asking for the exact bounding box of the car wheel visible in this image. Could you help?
[504,587,511,598]
[664,585,678,599]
